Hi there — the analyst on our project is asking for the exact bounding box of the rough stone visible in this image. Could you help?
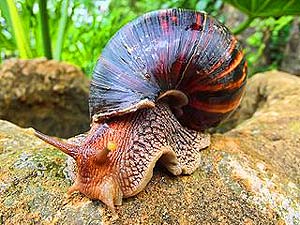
[0,58,90,138]
[0,71,299,224]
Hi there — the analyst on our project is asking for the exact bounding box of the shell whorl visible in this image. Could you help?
[89,8,247,130]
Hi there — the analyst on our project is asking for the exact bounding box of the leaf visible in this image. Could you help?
[224,0,300,17]
[38,0,52,59]
[0,0,14,37]
[0,31,15,50]
[2,0,32,58]
[53,0,70,60]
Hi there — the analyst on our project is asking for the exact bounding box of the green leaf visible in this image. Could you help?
[3,0,32,58]
[224,0,300,17]
[38,0,52,59]
[0,30,15,50]
[0,0,12,30]
[53,0,69,60]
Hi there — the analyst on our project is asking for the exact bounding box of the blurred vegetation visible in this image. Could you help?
[0,0,300,76]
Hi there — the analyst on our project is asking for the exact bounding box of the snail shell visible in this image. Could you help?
[90,8,247,130]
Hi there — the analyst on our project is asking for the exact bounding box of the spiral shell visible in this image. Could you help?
[89,8,247,130]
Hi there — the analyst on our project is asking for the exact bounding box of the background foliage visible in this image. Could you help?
[0,0,299,76]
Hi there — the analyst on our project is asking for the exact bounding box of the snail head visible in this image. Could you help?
[34,122,123,211]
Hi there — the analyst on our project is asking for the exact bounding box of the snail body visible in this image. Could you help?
[35,9,247,211]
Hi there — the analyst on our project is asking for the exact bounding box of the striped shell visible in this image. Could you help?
[89,8,247,130]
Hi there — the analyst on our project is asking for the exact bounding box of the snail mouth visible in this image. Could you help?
[157,89,189,117]
[68,174,123,212]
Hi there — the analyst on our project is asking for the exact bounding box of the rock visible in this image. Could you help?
[0,59,90,138]
[0,71,299,224]
[280,17,300,76]
[222,4,247,32]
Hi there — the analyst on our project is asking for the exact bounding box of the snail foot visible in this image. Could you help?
[67,175,123,212]
[158,146,182,175]
[67,182,80,195]
[96,175,123,212]
[177,132,211,175]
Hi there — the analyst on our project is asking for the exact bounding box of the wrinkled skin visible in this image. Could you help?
[35,104,210,211]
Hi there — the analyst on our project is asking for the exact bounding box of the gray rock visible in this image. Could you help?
[281,18,300,76]
[0,58,90,138]
[0,71,299,224]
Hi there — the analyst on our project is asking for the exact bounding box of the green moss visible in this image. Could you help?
[3,196,15,207]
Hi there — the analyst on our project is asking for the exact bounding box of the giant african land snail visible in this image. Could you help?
[35,8,247,212]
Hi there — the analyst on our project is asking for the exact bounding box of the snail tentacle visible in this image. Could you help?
[34,130,79,158]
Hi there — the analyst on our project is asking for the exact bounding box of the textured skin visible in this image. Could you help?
[90,8,247,130]
[118,103,210,196]
[34,103,210,210]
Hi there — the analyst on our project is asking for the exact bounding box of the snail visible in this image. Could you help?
[34,8,247,211]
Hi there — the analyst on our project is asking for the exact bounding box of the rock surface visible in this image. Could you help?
[0,59,90,138]
[0,71,299,224]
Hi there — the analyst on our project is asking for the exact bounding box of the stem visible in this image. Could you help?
[5,0,32,58]
[54,0,69,60]
[38,0,52,59]
[232,16,255,35]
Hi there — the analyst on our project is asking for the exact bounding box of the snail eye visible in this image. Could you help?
[106,140,117,151]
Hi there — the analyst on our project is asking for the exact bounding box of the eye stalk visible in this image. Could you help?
[34,123,112,159]
[34,130,79,159]
[95,140,118,164]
